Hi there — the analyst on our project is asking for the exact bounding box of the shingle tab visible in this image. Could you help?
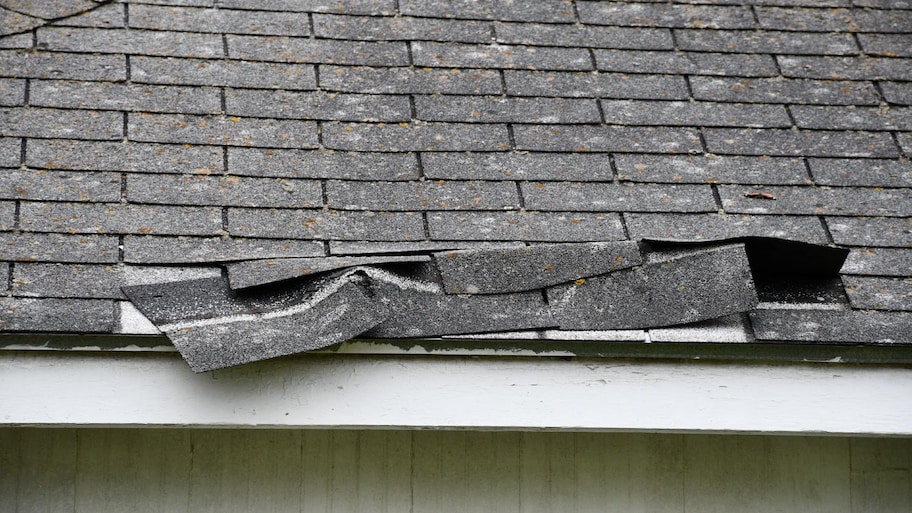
[218,0,396,14]
[314,14,491,43]
[809,158,912,187]
[616,154,808,185]
[881,82,912,106]
[0,169,121,202]
[690,77,879,106]
[778,56,912,80]
[826,217,912,247]
[626,213,830,244]
[720,185,911,217]
[428,211,625,242]
[132,56,317,90]
[229,208,425,241]
[19,202,224,236]
[843,276,912,311]
[123,235,324,264]
[0,108,122,140]
[421,152,615,181]
[0,233,120,263]
[595,50,778,77]
[226,255,432,289]
[843,248,912,277]
[127,174,323,208]
[228,148,419,180]
[322,122,511,152]
[756,7,912,33]
[27,140,223,174]
[0,78,25,106]
[228,35,409,65]
[0,297,114,332]
[514,125,702,153]
[578,2,756,29]
[30,80,222,114]
[791,105,912,131]
[226,90,411,122]
[37,27,225,58]
[129,5,311,36]
[0,262,7,292]
[495,23,673,50]
[523,182,717,213]
[601,100,791,128]
[675,29,859,55]
[0,137,21,167]
[505,71,689,100]
[12,263,124,299]
[319,65,502,95]
[750,309,912,344]
[128,113,319,148]
[326,180,519,211]
[704,128,900,158]
[412,42,592,71]
[415,96,601,124]
[399,0,576,23]
[0,200,13,230]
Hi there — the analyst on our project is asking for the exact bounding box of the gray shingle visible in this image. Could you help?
[843,276,912,311]
[433,241,642,294]
[421,152,614,181]
[0,137,21,167]
[319,65,502,95]
[548,244,758,330]
[0,200,12,230]
[810,158,912,187]
[399,0,576,23]
[720,185,911,217]
[675,29,859,55]
[412,42,592,71]
[0,233,119,263]
[578,2,756,29]
[322,122,511,152]
[505,71,689,100]
[226,255,432,289]
[225,90,411,122]
[843,248,912,276]
[123,235,324,264]
[27,139,223,174]
[0,297,114,332]
[0,78,24,106]
[778,56,912,80]
[595,50,778,77]
[427,211,625,242]
[37,27,225,58]
[881,82,912,105]
[29,80,222,114]
[0,9,42,36]
[132,56,317,90]
[0,33,32,49]
[626,213,830,244]
[0,169,121,202]
[129,5,311,36]
[791,105,912,131]
[3,0,99,20]
[900,133,912,157]
[826,217,912,247]
[615,154,809,185]
[326,180,519,211]
[513,125,702,153]
[0,262,7,292]
[756,7,912,33]
[128,113,319,148]
[495,23,673,50]
[858,34,912,57]
[314,14,491,43]
[601,100,791,128]
[0,108,122,140]
[330,240,525,255]
[227,35,409,65]
[12,263,124,299]
[750,309,912,344]
[218,0,396,14]
[523,182,717,213]
[415,96,601,124]
[127,174,323,208]
[703,128,900,158]
[690,77,880,105]
[19,202,224,236]
[51,2,123,29]
[228,148,419,180]
[229,208,425,241]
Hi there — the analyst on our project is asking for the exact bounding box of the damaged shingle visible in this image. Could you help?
[226,255,432,290]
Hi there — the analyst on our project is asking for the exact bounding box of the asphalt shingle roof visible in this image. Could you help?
[1,0,911,366]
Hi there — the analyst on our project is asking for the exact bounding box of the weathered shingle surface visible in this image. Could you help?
[1,0,911,351]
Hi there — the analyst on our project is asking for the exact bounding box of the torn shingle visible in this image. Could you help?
[226,255,433,290]
[432,242,642,294]
[548,244,758,330]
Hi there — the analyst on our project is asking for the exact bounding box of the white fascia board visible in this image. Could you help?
[1,351,911,435]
